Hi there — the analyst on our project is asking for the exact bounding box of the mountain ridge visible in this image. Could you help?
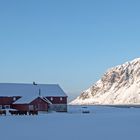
[70,58,140,105]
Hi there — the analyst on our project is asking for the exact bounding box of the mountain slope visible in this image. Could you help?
[71,58,140,105]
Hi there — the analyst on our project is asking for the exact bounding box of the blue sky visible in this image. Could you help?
[0,0,140,99]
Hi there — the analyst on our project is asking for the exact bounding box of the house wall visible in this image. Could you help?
[11,97,67,112]
[0,96,67,113]
[46,97,67,112]
[30,97,48,111]
[0,96,21,105]
[49,104,67,112]
[11,104,30,111]
[46,97,67,104]
[11,103,67,112]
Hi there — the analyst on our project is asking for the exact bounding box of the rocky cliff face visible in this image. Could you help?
[71,58,140,105]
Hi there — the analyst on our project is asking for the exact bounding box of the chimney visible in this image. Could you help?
[33,81,37,85]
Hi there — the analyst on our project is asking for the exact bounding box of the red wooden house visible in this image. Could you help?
[0,83,67,113]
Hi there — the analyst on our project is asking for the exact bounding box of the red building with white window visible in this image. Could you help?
[0,83,67,112]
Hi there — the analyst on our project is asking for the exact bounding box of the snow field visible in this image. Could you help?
[0,105,140,140]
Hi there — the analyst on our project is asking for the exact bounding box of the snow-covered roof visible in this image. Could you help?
[0,83,67,103]
[14,96,53,104]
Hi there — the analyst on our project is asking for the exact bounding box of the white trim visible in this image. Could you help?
[40,97,52,104]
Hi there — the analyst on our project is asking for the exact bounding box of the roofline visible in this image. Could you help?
[0,83,68,97]
[0,83,60,85]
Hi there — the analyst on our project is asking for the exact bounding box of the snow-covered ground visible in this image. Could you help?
[1,105,140,140]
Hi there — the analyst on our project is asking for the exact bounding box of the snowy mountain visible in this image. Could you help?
[71,58,140,105]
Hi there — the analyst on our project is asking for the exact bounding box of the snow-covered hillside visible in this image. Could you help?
[71,58,140,105]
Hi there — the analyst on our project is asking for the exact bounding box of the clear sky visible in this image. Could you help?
[0,0,140,100]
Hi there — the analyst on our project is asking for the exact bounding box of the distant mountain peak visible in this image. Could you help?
[70,58,140,105]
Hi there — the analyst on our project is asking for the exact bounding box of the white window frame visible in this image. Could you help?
[60,97,63,101]
[51,97,53,101]
[13,97,16,101]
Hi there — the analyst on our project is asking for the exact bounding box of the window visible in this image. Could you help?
[13,97,16,101]
[60,97,63,101]
[51,97,53,101]
[0,105,2,109]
